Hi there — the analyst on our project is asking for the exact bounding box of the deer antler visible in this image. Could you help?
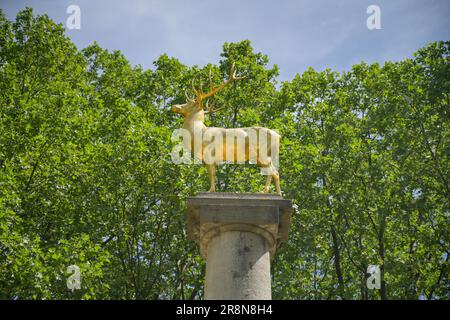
[189,63,244,107]
[188,63,244,113]
[185,90,195,102]
[204,99,224,114]
[199,63,244,101]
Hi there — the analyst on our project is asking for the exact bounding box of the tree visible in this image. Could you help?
[0,8,448,299]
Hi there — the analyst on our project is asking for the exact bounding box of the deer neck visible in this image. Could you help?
[183,110,206,135]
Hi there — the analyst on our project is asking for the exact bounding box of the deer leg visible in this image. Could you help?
[206,164,216,192]
[258,163,272,193]
[262,174,272,193]
[272,168,281,195]
[262,164,281,195]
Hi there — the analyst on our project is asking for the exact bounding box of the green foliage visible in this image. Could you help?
[0,8,448,299]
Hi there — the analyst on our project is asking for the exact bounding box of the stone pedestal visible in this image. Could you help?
[186,193,292,300]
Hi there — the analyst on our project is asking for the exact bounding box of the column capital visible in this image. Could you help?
[186,192,293,259]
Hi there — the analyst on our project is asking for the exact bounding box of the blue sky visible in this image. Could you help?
[1,0,449,81]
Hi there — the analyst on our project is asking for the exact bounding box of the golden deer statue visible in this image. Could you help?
[171,64,281,194]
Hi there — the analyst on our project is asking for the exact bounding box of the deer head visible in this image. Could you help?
[171,63,244,117]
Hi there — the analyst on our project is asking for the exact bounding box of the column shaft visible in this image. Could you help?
[205,230,271,300]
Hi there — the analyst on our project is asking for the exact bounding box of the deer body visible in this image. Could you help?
[172,65,281,194]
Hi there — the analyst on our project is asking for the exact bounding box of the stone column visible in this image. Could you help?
[186,193,292,300]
